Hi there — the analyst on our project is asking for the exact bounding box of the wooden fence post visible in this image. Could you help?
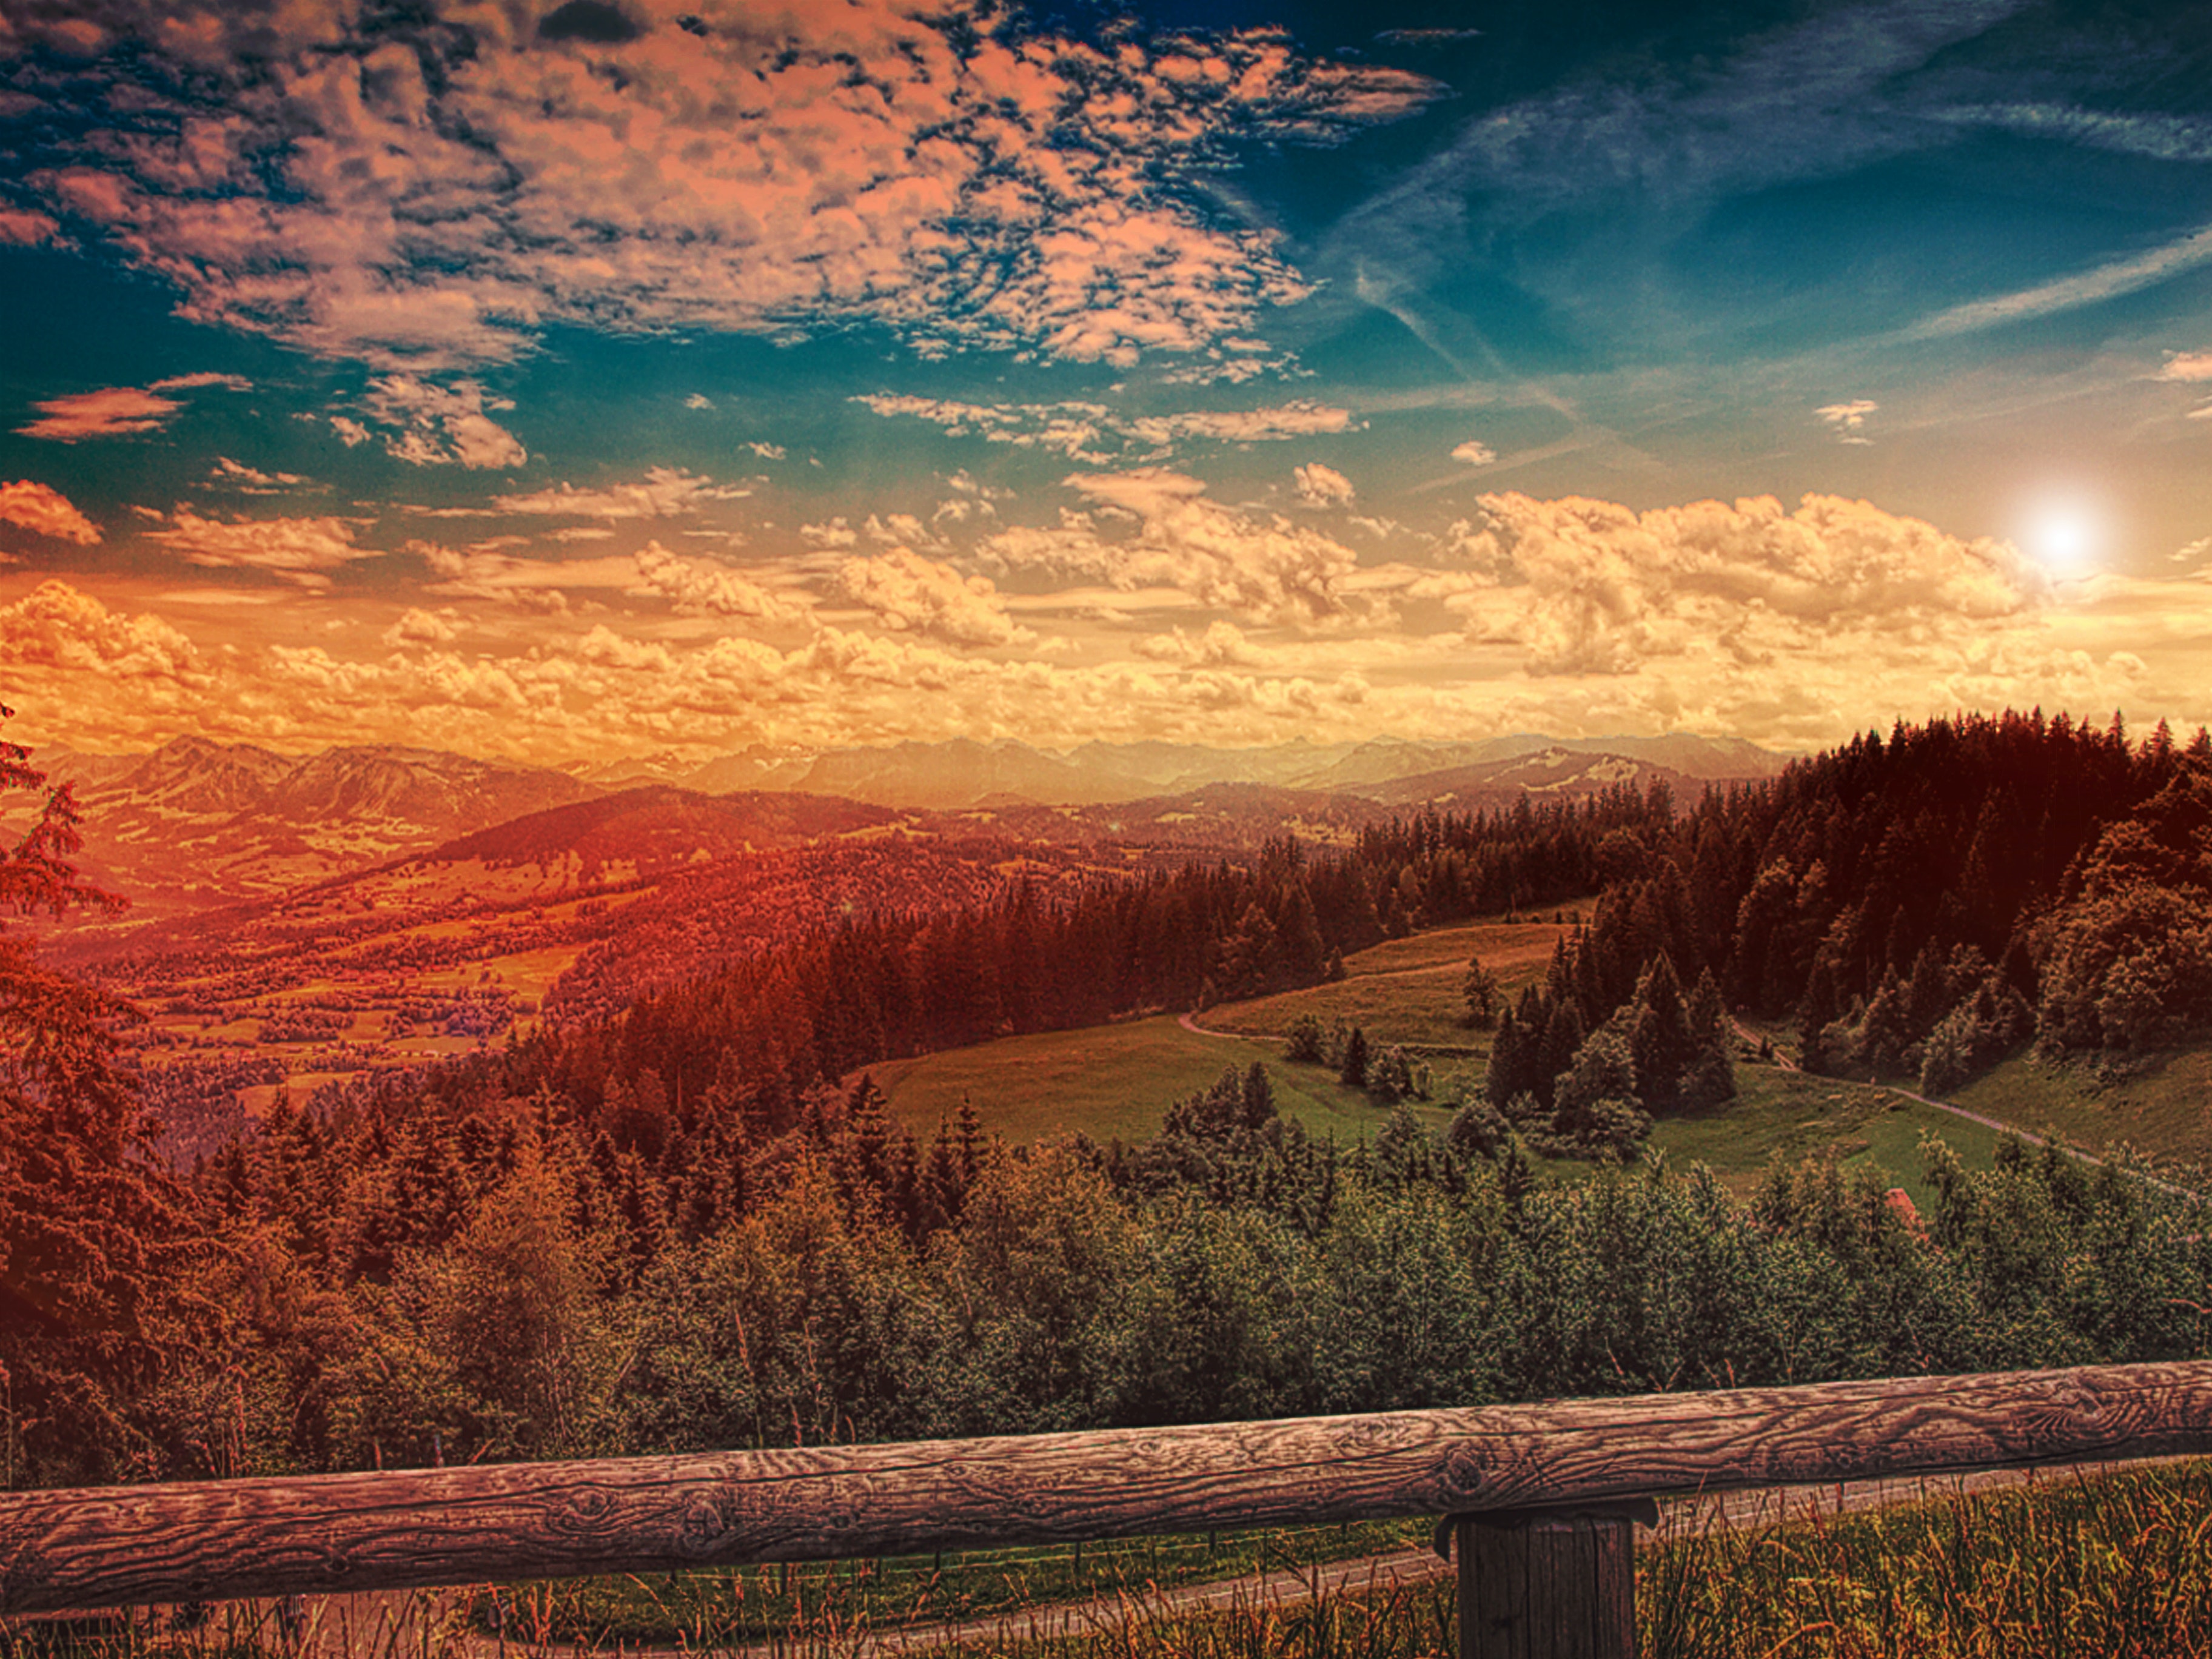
[1444,1499,1656,1659]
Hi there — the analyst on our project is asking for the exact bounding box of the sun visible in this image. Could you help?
[2020,494,2105,577]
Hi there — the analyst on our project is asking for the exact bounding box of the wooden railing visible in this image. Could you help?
[5,1359,2211,1657]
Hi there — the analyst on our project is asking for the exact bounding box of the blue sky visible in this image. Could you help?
[2,0,2210,764]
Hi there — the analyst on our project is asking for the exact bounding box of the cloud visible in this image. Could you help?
[1450,440,1496,466]
[684,393,714,411]
[1452,491,2044,677]
[1906,223,2212,340]
[358,377,526,469]
[383,606,461,646]
[0,480,101,544]
[144,509,377,589]
[1133,618,1265,667]
[210,456,307,492]
[2158,352,2212,381]
[12,2,1441,370]
[1295,462,1355,509]
[839,547,1033,648]
[1815,400,1878,443]
[489,467,746,519]
[1126,403,1362,446]
[985,469,1363,625]
[15,371,250,441]
[0,208,60,244]
[631,541,805,625]
[858,394,1361,460]
[1373,28,1485,46]
[746,442,786,461]
[802,518,859,550]
[0,579,207,685]
[1939,104,2212,166]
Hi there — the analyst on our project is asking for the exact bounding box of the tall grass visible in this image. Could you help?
[6,1460,2210,1659]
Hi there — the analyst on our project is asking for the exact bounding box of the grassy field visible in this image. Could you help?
[1648,1065,2001,1205]
[1951,1047,2212,1178]
[868,914,2003,1196]
[863,1014,1448,1147]
[1198,918,1571,1056]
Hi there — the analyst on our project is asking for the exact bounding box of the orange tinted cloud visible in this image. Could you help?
[0,481,102,544]
[144,509,377,589]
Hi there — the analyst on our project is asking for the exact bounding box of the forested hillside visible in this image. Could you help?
[7,711,2212,1492]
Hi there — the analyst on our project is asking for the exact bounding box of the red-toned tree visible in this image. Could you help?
[0,713,195,1484]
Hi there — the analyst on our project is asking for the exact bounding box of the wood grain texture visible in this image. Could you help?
[5,1360,2211,1616]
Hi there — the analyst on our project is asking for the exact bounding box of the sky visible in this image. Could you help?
[2,0,2211,767]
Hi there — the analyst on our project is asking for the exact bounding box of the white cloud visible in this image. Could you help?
[489,467,746,519]
[2158,352,2212,382]
[685,393,714,410]
[1451,491,2045,677]
[1907,223,2212,341]
[358,376,526,469]
[802,518,859,550]
[985,469,1364,626]
[15,2,1441,370]
[0,480,101,544]
[1295,462,1355,509]
[839,547,1033,648]
[858,394,1361,460]
[144,509,377,589]
[1450,440,1496,466]
[631,541,805,625]
[1815,400,1878,443]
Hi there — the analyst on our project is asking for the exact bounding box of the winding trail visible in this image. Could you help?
[1731,1018,2202,1205]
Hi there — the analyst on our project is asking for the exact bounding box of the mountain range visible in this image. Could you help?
[17,731,1792,918]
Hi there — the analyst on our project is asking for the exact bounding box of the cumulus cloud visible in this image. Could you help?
[1450,440,1496,466]
[358,376,526,469]
[1452,491,2045,677]
[2159,352,2212,381]
[10,2,1441,370]
[489,467,746,519]
[1295,463,1355,509]
[985,469,1362,625]
[0,579,207,685]
[747,442,786,461]
[0,480,101,544]
[144,509,377,590]
[1815,400,1878,443]
[631,540,805,625]
[858,394,1360,460]
[802,518,859,550]
[383,606,461,646]
[839,547,1034,648]
[1133,618,1265,667]
[15,372,250,441]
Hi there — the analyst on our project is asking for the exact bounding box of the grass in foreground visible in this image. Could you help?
[8,1461,2210,1658]
[469,1519,1433,1645]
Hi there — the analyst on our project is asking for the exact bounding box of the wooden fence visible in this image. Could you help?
[5,1359,2211,1657]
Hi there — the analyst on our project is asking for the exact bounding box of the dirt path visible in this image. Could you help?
[1731,1017,2202,1204]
